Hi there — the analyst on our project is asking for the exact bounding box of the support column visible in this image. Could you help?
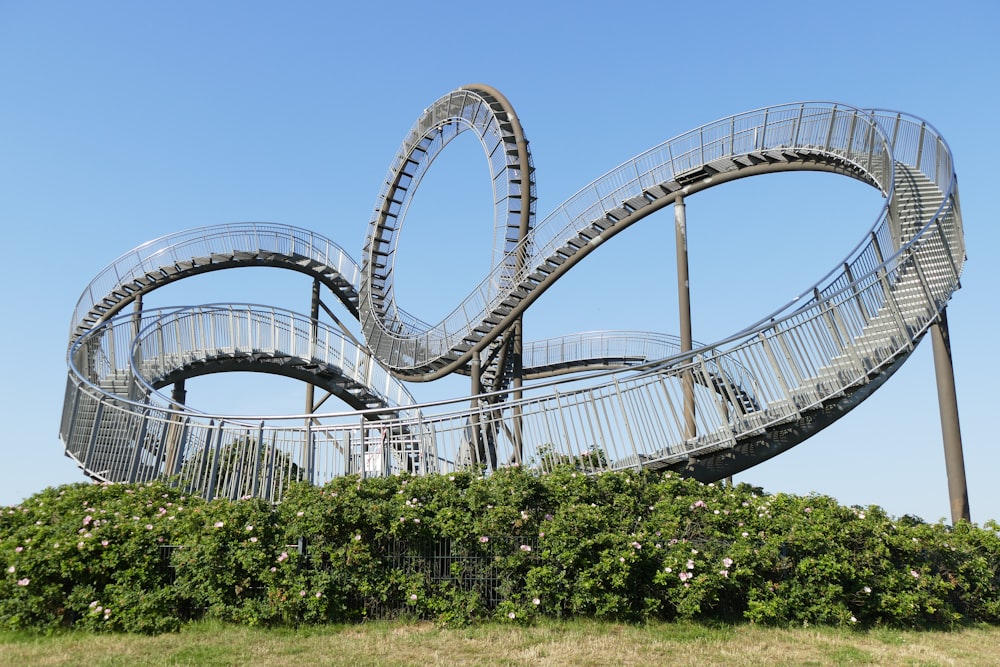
[931,310,970,523]
[675,195,695,440]
[171,379,186,406]
[511,318,524,465]
[164,379,187,478]
[305,279,321,416]
[469,353,483,467]
[303,279,321,478]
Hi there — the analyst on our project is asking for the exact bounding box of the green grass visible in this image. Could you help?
[2,620,1000,666]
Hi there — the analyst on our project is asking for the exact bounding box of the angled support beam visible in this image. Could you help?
[931,310,970,523]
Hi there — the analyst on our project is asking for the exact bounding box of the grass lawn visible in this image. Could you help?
[2,620,999,666]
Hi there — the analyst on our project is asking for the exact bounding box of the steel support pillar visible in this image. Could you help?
[303,279,321,476]
[305,279,320,416]
[511,318,524,465]
[930,310,970,523]
[675,195,695,440]
[469,353,483,467]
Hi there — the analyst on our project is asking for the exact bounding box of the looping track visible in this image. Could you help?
[61,88,965,501]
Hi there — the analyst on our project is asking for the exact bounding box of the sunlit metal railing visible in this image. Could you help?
[68,223,362,341]
[360,104,915,374]
[60,100,964,502]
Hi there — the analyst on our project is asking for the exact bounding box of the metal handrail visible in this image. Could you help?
[68,223,360,339]
[360,103,905,373]
[59,99,964,502]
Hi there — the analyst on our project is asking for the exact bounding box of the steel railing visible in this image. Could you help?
[59,101,964,502]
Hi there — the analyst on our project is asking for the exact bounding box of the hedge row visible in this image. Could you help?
[2,467,999,633]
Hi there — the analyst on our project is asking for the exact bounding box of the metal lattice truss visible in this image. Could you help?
[60,87,965,501]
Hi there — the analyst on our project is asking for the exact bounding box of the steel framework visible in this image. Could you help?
[60,87,967,516]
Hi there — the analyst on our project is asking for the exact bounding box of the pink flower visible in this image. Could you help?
[910,570,920,579]
[14,546,22,553]
[315,592,322,599]
[16,578,29,586]
[722,558,734,568]
[277,551,289,562]
[532,597,540,606]
[214,521,224,528]
[6,566,14,574]
[508,612,516,619]
[520,545,532,552]
[479,536,489,543]
[300,590,306,597]
[678,572,691,582]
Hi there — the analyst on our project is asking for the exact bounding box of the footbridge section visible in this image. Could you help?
[59,89,965,509]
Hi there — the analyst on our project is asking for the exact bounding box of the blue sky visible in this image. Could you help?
[2,1,997,523]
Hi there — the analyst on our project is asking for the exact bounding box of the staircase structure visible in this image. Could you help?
[60,89,965,507]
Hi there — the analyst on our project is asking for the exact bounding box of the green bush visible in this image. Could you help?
[3,469,999,633]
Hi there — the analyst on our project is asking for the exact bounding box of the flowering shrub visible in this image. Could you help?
[2,469,999,632]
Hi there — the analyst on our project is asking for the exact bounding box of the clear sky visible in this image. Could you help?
[2,1,997,523]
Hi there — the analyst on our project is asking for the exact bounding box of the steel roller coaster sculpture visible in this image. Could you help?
[61,85,967,515]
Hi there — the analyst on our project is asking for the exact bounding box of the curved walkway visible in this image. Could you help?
[60,91,964,500]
